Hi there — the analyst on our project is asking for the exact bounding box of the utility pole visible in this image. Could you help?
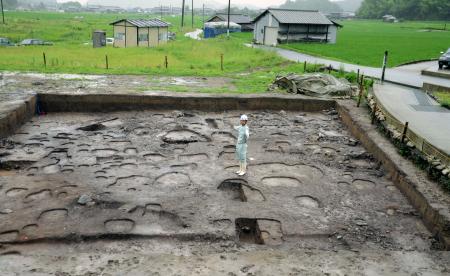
[227,0,231,38]
[1,0,5,24]
[191,0,194,28]
[181,0,185,29]
[202,4,205,23]
[381,50,388,82]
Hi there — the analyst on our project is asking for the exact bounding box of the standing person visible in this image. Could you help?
[234,114,249,176]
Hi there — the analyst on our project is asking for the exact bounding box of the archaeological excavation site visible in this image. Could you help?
[0,75,449,275]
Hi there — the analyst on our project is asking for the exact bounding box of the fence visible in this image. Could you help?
[370,92,450,167]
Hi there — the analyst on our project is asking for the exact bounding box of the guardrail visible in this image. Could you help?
[370,92,450,168]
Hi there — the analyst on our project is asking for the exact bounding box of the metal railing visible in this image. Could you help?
[370,92,450,167]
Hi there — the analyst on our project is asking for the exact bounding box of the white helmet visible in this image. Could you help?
[240,114,248,121]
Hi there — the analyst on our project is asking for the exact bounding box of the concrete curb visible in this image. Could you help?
[423,82,450,93]
[396,58,438,67]
[422,69,450,80]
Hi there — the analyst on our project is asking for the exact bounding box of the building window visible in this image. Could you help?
[158,32,167,41]
[139,34,149,42]
[115,32,125,40]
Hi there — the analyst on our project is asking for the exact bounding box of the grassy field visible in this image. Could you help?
[0,11,329,93]
[280,20,450,67]
[0,12,448,93]
[433,91,450,109]
[0,12,285,76]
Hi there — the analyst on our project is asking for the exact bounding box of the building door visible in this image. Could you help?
[264,26,278,46]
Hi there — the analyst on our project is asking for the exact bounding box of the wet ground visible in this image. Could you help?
[1,109,449,274]
[0,72,235,97]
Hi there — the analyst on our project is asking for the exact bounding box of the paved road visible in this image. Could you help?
[251,45,450,155]
[252,45,450,89]
[374,83,450,155]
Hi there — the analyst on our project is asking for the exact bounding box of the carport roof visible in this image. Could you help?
[110,19,171,27]
[254,9,334,25]
[207,13,253,24]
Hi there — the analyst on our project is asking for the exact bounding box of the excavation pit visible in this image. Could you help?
[0,92,449,273]
[0,109,436,248]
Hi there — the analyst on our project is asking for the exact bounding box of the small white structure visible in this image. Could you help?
[253,8,342,46]
[382,15,398,23]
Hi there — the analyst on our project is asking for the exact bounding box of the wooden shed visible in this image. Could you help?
[253,9,342,46]
[110,19,170,48]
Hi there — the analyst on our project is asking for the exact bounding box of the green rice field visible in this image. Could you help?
[280,20,450,67]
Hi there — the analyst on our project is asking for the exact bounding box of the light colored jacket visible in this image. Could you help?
[235,125,249,144]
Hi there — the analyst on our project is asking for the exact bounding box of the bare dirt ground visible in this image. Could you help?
[0,72,449,275]
[0,72,236,96]
[0,109,449,275]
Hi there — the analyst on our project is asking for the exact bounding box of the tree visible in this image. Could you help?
[279,0,343,13]
[3,0,18,10]
[357,0,450,20]
[357,0,392,19]
[60,1,82,10]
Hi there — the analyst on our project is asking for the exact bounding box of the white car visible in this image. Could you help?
[106,38,114,45]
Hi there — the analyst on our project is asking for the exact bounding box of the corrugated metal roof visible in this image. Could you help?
[110,18,170,27]
[255,9,333,25]
[212,13,253,24]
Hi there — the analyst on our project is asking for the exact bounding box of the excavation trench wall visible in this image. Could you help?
[38,93,336,113]
[0,95,36,139]
[0,92,449,249]
[337,100,450,250]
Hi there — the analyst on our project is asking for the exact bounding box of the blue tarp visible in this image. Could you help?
[203,22,241,38]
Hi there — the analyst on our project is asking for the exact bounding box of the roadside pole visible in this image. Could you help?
[1,0,5,24]
[181,0,185,30]
[191,0,194,28]
[202,4,205,24]
[381,50,388,82]
[226,0,231,38]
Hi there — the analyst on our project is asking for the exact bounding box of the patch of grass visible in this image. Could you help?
[0,11,282,76]
[0,35,283,76]
[433,91,450,109]
[280,20,450,67]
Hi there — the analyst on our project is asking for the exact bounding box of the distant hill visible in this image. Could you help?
[357,0,450,20]
[279,0,343,13]
[334,0,363,12]
[86,0,225,9]
[18,0,57,7]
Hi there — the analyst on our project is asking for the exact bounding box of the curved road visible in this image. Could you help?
[252,44,450,89]
[374,83,450,155]
[253,45,450,155]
